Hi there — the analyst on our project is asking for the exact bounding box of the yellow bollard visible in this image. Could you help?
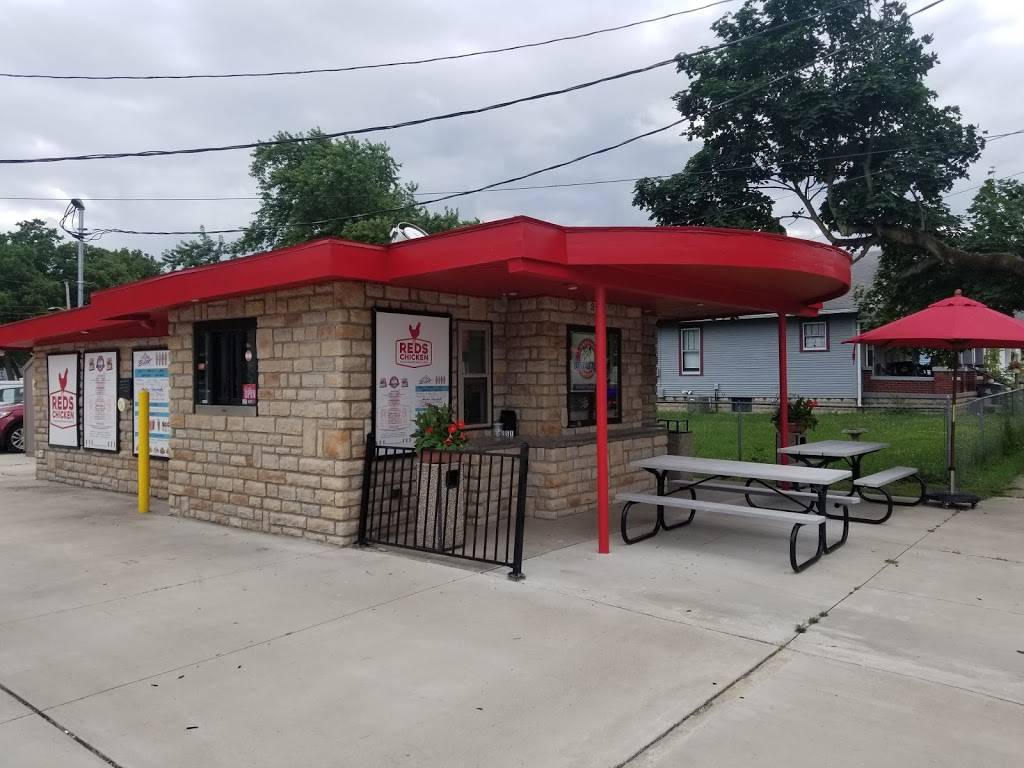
[138,389,150,514]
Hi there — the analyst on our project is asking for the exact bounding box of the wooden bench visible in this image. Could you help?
[853,466,925,523]
[616,492,848,573]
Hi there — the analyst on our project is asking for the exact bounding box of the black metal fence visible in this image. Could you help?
[358,435,530,579]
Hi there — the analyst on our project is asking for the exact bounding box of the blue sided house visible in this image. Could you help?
[657,292,862,408]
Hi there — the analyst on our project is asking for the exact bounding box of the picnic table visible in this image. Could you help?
[622,455,853,571]
[777,439,889,488]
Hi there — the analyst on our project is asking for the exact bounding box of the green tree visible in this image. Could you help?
[633,1,1020,282]
[162,226,228,271]
[861,178,1024,320]
[235,130,474,253]
[0,219,160,325]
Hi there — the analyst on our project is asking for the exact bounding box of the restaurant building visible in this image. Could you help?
[0,216,850,553]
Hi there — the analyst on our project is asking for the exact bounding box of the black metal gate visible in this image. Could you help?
[358,435,530,579]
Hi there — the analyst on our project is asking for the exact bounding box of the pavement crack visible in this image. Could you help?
[0,681,127,768]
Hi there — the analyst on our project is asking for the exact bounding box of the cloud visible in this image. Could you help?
[0,0,1021,256]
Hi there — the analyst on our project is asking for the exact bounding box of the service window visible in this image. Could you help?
[800,320,829,351]
[459,322,492,427]
[567,325,622,428]
[194,319,258,412]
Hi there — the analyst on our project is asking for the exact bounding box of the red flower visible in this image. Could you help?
[456,420,465,430]
[448,424,457,434]
[444,437,453,446]
[425,427,433,435]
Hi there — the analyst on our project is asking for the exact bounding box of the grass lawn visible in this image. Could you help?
[658,407,1024,498]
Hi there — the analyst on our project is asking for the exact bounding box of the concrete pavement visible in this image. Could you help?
[1,451,1021,766]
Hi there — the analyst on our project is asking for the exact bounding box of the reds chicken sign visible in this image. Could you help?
[374,310,451,448]
[48,352,80,447]
[395,321,432,368]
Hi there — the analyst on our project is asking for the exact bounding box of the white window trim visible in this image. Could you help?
[458,321,492,428]
[800,320,829,352]
[679,326,702,376]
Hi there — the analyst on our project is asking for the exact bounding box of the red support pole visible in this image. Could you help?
[778,314,789,464]
[595,286,610,554]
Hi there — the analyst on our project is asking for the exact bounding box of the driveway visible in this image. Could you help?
[1,453,1022,767]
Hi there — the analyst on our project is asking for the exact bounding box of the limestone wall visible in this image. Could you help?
[33,338,170,499]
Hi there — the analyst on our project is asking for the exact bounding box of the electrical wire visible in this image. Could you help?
[0,1,864,166]
[0,1,741,81]
[80,0,952,238]
[2,127,1022,205]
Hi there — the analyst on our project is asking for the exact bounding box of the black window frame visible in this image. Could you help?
[193,318,259,411]
[566,324,623,428]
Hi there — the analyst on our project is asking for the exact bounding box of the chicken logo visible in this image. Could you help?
[396,320,432,368]
[49,362,77,431]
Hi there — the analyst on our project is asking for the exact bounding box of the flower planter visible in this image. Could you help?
[416,451,466,551]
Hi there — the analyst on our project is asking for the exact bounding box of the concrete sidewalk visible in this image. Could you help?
[1,452,1021,767]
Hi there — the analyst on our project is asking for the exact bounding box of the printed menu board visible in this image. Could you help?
[374,311,451,448]
[83,351,118,451]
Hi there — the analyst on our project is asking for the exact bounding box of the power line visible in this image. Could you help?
[0,1,863,166]
[79,0,953,238]
[2,127,1021,206]
[0,1,740,82]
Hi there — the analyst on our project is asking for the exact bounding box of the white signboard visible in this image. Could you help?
[47,353,79,447]
[133,349,171,458]
[374,311,451,448]
[83,351,118,452]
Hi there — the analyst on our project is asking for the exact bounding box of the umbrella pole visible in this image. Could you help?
[949,360,958,494]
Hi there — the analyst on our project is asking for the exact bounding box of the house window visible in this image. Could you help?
[194,319,258,411]
[801,320,829,351]
[679,327,702,374]
[567,325,622,428]
[459,322,492,428]
[861,345,874,371]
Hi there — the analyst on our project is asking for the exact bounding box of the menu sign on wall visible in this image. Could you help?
[133,349,171,458]
[374,311,451,448]
[83,351,118,451]
[47,353,79,447]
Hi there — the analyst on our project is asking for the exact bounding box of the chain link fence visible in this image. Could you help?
[659,390,1024,494]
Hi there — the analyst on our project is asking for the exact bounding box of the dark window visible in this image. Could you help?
[194,319,258,408]
[566,325,622,428]
[459,322,492,427]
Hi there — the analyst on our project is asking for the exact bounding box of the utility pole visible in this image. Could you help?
[71,198,85,307]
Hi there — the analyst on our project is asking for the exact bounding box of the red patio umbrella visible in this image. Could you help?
[846,290,1024,504]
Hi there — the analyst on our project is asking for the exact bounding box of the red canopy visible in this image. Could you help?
[845,290,1024,350]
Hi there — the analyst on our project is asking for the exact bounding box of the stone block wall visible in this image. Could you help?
[33,338,170,498]
[30,283,666,539]
[528,430,667,519]
[166,282,511,545]
[502,297,658,436]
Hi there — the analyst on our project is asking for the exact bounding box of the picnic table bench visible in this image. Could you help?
[620,456,851,572]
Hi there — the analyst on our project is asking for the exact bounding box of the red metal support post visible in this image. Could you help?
[778,314,789,463]
[595,285,610,554]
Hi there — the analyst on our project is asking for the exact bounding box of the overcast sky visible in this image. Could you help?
[2,0,1022,257]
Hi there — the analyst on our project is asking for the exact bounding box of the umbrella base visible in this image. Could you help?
[923,490,979,509]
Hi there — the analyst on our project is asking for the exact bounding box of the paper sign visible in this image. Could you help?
[83,351,118,451]
[47,353,79,447]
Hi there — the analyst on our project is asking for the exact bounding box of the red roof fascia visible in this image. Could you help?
[0,216,852,349]
[0,305,167,350]
[93,238,388,319]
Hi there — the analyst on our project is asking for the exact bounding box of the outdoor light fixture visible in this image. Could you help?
[566,284,579,291]
[501,291,518,298]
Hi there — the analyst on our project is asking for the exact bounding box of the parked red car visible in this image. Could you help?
[0,382,25,452]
